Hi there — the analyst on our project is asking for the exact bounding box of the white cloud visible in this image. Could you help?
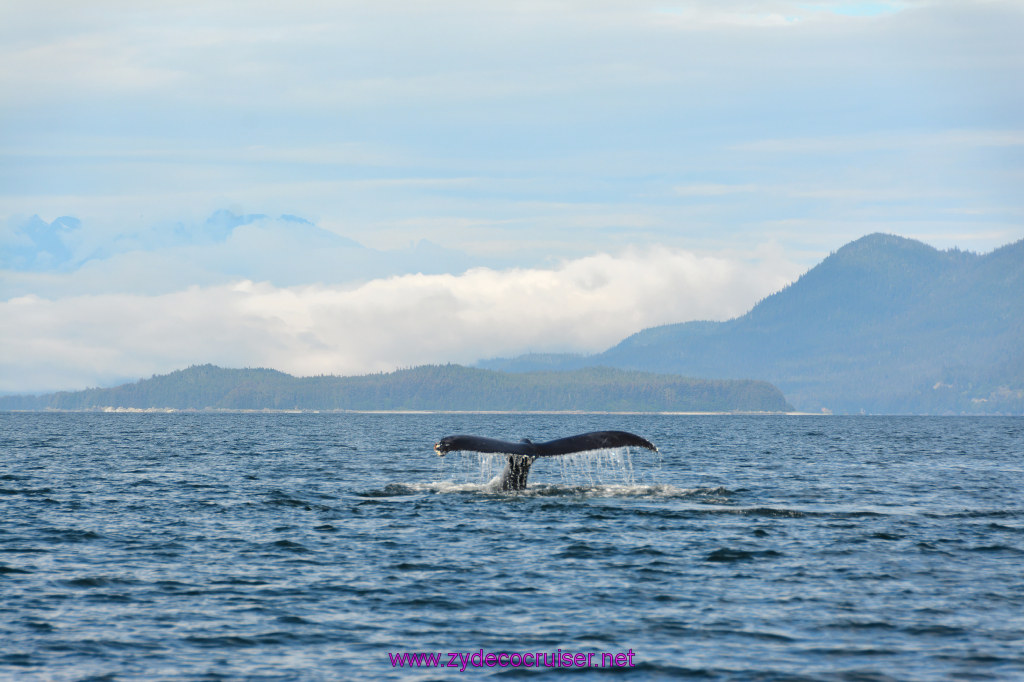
[0,246,801,393]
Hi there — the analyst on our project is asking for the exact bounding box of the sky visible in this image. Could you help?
[2,0,1023,393]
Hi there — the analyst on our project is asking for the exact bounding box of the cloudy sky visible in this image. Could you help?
[2,0,1023,393]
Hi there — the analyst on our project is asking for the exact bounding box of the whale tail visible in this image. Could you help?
[433,430,657,491]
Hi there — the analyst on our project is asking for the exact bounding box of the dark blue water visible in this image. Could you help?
[2,413,1023,680]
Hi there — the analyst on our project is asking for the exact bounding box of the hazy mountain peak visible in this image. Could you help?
[824,232,950,272]
[1,214,82,271]
[202,210,268,241]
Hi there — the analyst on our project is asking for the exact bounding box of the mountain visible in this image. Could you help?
[480,234,1024,414]
[0,211,480,298]
[0,215,81,271]
[0,364,792,413]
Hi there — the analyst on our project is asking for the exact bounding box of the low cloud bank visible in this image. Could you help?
[1,247,799,393]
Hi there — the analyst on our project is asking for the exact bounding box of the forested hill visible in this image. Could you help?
[0,364,792,412]
[480,234,1024,415]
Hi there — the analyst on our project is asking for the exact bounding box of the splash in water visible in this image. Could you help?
[436,446,661,491]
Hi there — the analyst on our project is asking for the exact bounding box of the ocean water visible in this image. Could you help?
[1,413,1023,681]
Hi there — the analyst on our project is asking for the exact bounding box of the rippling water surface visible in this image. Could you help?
[2,413,1023,680]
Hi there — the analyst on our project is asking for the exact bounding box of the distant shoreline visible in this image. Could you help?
[1,407,834,416]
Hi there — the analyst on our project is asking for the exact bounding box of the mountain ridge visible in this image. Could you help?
[0,364,793,413]
[479,233,1024,414]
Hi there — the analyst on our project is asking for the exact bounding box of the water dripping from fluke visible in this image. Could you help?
[432,431,669,495]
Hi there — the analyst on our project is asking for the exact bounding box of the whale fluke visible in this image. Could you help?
[434,430,657,491]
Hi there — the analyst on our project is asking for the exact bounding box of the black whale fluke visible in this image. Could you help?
[433,431,657,491]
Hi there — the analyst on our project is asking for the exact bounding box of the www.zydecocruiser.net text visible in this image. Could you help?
[389,649,636,671]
